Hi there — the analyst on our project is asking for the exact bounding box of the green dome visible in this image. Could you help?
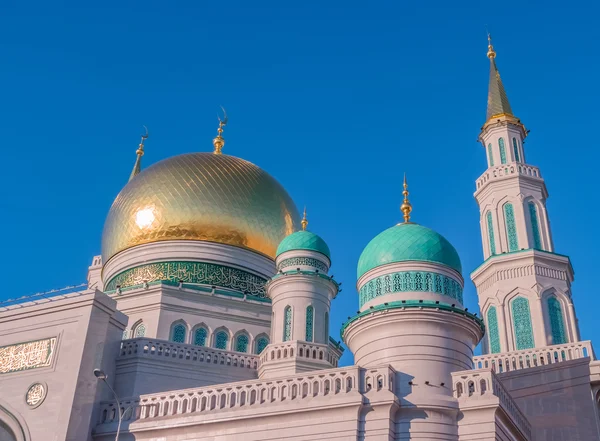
[357,223,461,278]
[276,230,331,259]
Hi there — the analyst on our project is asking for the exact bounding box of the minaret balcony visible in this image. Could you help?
[475,162,542,193]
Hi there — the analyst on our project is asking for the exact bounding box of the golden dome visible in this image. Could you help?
[101,152,300,263]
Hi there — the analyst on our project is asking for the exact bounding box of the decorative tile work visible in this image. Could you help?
[235,334,249,353]
[512,297,535,350]
[105,261,268,297]
[0,337,57,374]
[487,306,501,353]
[499,138,507,164]
[528,202,542,250]
[358,270,463,307]
[171,324,186,343]
[194,328,207,346]
[283,306,292,341]
[512,137,520,162]
[215,331,228,350]
[486,212,496,255]
[504,203,519,252]
[134,323,146,338]
[256,337,269,354]
[305,306,314,342]
[548,297,567,344]
[278,257,328,272]
[488,143,494,167]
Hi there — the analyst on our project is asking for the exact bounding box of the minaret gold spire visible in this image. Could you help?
[400,173,412,223]
[485,33,514,122]
[213,107,228,155]
[129,126,148,182]
[487,32,496,59]
[301,207,308,231]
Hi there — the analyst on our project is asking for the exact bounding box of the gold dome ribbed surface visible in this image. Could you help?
[102,153,300,262]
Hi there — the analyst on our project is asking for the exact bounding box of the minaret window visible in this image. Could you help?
[512,297,535,350]
[487,143,494,166]
[134,323,146,338]
[528,202,542,250]
[499,138,507,164]
[512,137,520,162]
[486,212,496,255]
[283,306,292,341]
[235,334,249,353]
[255,337,269,354]
[305,306,314,342]
[548,297,567,344]
[171,323,187,343]
[215,331,229,350]
[486,306,501,353]
[193,327,208,346]
[504,203,519,251]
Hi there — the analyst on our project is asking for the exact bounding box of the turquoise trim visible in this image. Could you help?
[341,300,485,340]
[328,336,345,352]
[269,270,340,289]
[512,137,520,162]
[305,305,314,342]
[487,306,501,353]
[548,297,567,344]
[529,202,542,250]
[105,261,268,297]
[504,203,519,252]
[488,143,494,167]
[276,230,331,259]
[499,138,507,164]
[358,270,463,307]
[486,212,496,255]
[470,248,572,276]
[357,223,462,278]
[512,297,535,350]
[278,256,327,272]
[283,306,292,341]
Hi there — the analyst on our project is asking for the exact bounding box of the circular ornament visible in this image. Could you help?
[25,382,47,408]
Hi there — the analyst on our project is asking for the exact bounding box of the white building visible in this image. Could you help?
[1,37,599,441]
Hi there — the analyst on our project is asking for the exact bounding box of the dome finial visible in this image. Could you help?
[400,173,412,223]
[301,206,308,231]
[213,106,228,155]
[129,125,148,182]
[487,31,496,59]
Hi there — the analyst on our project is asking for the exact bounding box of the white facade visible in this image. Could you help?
[1,40,600,441]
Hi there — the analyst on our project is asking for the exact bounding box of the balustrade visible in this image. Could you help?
[476,163,541,190]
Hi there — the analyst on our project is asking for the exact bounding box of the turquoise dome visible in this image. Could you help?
[357,223,461,278]
[276,230,331,259]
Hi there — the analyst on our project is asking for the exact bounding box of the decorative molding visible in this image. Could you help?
[25,382,47,408]
[0,338,57,375]
[474,262,569,292]
[358,270,463,307]
[105,261,267,297]
[278,257,327,272]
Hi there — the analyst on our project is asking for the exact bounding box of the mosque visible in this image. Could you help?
[0,37,599,441]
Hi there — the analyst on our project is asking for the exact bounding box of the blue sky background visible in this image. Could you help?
[1,1,598,365]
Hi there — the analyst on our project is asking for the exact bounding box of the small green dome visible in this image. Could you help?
[276,230,331,259]
[357,223,461,278]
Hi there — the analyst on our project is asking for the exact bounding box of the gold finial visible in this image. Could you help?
[400,173,412,223]
[487,32,496,59]
[137,125,148,156]
[213,106,228,155]
[301,206,308,231]
[129,126,148,182]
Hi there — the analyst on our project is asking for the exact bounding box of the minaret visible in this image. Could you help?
[471,35,580,354]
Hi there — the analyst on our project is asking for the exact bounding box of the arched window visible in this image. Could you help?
[512,137,520,162]
[171,323,187,343]
[487,306,501,353]
[235,334,249,353]
[499,138,507,164]
[512,297,535,350]
[486,212,496,255]
[133,322,146,338]
[256,336,269,354]
[215,330,229,350]
[504,203,519,252]
[548,297,567,344]
[283,306,292,341]
[487,143,494,167]
[528,202,542,250]
[324,311,329,342]
[305,306,314,342]
[193,327,208,346]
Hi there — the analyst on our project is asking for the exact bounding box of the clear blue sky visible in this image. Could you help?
[1,2,598,364]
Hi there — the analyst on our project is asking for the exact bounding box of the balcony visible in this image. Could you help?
[475,162,542,192]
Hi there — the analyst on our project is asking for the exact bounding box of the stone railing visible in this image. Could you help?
[453,369,532,440]
[473,341,595,373]
[476,163,541,190]
[258,340,339,367]
[97,365,396,426]
[119,338,260,370]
